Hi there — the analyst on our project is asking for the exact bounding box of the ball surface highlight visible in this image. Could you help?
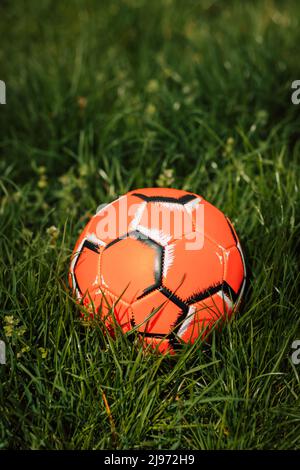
[69,188,246,353]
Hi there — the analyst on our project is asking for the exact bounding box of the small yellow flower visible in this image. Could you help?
[46,225,60,239]
[4,315,14,325]
[17,326,27,337]
[37,166,47,175]
[17,345,30,358]
[182,84,191,94]
[223,136,235,157]
[38,175,48,189]
[145,103,156,116]
[38,347,48,359]
[59,174,70,185]
[79,164,89,178]
[146,79,159,93]
[4,325,13,337]
[46,225,60,248]
[156,168,175,187]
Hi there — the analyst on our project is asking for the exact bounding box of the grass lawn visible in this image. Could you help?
[0,0,300,450]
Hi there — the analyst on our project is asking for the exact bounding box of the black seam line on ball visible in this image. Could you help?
[186,281,238,305]
[138,332,166,338]
[226,217,238,244]
[234,278,245,303]
[172,309,190,335]
[171,281,241,335]
[132,193,197,205]
[185,283,222,305]
[172,281,238,335]
[136,285,158,300]
[83,239,100,254]
[168,334,184,350]
[159,286,189,313]
[72,239,100,294]
[73,271,82,295]
[221,281,239,303]
[104,233,129,250]
[105,229,163,255]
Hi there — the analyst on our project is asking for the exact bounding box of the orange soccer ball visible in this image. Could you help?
[69,188,246,353]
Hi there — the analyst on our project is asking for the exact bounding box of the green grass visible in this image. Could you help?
[1,0,300,450]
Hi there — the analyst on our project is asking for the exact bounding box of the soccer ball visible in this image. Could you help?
[69,188,246,353]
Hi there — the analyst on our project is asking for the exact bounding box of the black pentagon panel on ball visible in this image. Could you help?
[132,192,197,204]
